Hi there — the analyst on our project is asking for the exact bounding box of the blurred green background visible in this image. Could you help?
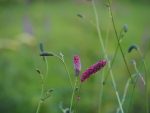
[0,0,150,113]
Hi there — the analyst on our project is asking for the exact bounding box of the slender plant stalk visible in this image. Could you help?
[91,1,124,113]
[143,60,149,113]
[45,58,49,80]
[127,61,142,113]
[63,62,73,88]
[36,78,44,113]
[127,60,146,113]
[36,58,48,113]
[107,0,133,82]
[116,74,136,113]
[69,77,78,112]
[97,70,105,113]
[138,50,149,113]
[53,53,73,89]
[97,13,112,113]
[103,29,124,84]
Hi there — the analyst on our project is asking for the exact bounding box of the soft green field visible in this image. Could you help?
[0,1,150,113]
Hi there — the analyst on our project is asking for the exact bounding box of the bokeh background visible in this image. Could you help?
[0,0,150,113]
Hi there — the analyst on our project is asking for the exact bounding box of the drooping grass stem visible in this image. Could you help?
[91,1,124,113]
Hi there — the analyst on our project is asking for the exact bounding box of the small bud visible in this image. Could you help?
[48,89,54,93]
[123,24,128,33]
[77,13,83,18]
[40,52,54,56]
[105,3,109,7]
[73,55,81,76]
[128,44,138,53]
[39,43,44,52]
[36,68,41,74]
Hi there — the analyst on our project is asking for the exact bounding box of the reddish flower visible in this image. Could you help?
[80,60,106,82]
[73,55,81,76]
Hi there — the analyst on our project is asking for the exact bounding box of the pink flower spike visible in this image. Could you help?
[80,60,106,82]
[73,55,81,76]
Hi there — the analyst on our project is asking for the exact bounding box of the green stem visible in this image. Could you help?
[36,58,48,113]
[70,77,78,112]
[103,29,124,84]
[92,1,124,113]
[107,0,133,82]
[45,58,49,80]
[97,70,105,113]
[36,100,42,113]
[36,73,44,113]
[116,74,136,113]
[138,50,149,113]
[53,53,73,89]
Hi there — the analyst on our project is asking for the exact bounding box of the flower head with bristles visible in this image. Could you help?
[80,60,106,82]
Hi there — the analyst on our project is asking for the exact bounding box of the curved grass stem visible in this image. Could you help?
[53,53,73,89]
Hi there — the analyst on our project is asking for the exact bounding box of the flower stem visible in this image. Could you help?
[107,0,133,83]
[91,1,124,113]
[53,53,73,89]
[70,77,78,112]
[138,50,149,113]
[35,74,44,113]
[36,58,48,113]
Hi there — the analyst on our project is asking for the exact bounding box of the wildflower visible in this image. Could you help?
[80,60,106,82]
[73,55,81,76]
